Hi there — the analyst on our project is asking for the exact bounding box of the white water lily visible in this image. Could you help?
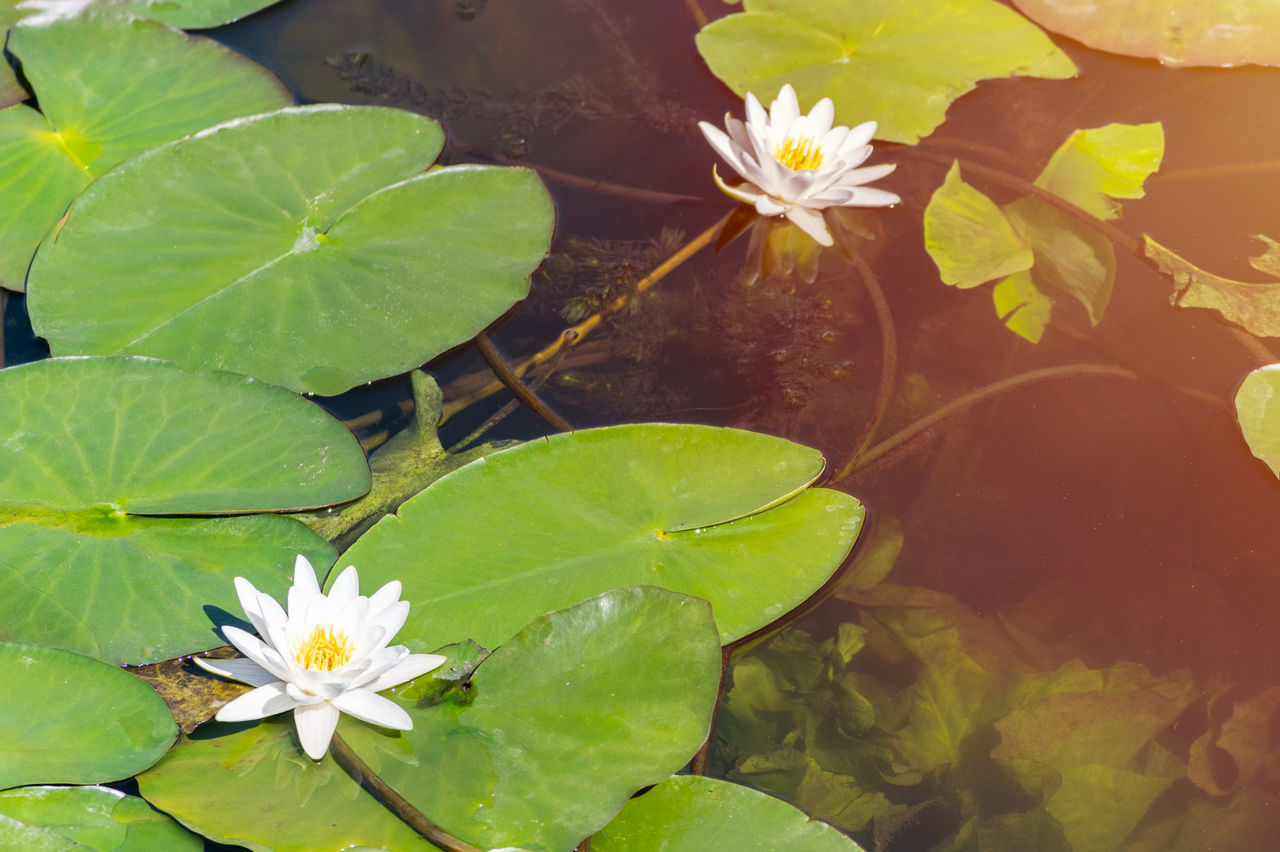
[196,554,446,760]
[699,83,900,247]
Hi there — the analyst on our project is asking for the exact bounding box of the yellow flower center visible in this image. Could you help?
[774,134,824,171]
[295,624,354,671]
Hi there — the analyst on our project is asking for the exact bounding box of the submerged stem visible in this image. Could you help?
[475,331,573,430]
[441,213,731,424]
[329,732,483,852]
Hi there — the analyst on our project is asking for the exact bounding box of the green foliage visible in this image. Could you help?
[0,357,366,662]
[1147,233,1280,338]
[0,785,199,851]
[141,587,723,851]
[712,585,1199,849]
[592,774,866,851]
[0,642,176,789]
[121,0,285,29]
[695,0,1075,144]
[0,7,291,292]
[925,123,1163,342]
[342,422,864,648]
[1012,0,1280,67]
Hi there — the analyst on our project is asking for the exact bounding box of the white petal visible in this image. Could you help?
[806,97,835,137]
[194,655,279,687]
[223,626,294,682]
[332,690,413,731]
[365,600,408,650]
[845,186,901,207]
[754,196,787,217]
[769,84,800,129]
[288,554,321,618]
[744,90,768,134]
[712,166,766,206]
[328,566,360,608]
[840,120,877,152]
[785,206,834,246]
[215,682,296,722]
[294,702,341,760]
[358,652,447,693]
[699,121,744,175]
[233,577,273,638]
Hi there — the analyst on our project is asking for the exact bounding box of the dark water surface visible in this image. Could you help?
[199,0,1280,846]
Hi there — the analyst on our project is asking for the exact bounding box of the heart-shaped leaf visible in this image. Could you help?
[27,104,555,395]
[0,356,367,662]
[341,423,864,648]
[0,7,291,291]
[0,785,200,850]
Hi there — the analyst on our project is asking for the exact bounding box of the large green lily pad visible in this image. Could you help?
[341,423,865,648]
[1012,0,1280,67]
[695,0,1076,144]
[0,642,176,790]
[0,357,367,662]
[27,104,555,396]
[0,785,199,850]
[123,0,285,29]
[140,588,721,852]
[592,775,864,851]
[1235,364,1280,477]
[0,7,291,291]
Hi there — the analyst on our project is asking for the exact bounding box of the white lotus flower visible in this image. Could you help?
[196,554,446,760]
[698,83,900,247]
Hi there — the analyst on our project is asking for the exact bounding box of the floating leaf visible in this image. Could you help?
[1012,0,1280,67]
[0,642,176,789]
[924,162,1033,288]
[137,718,437,852]
[28,104,554,395]
[0,8,291,291]
[695,0,1075,144]
[1148,235,1280,338]
[123,0,285,29]
[0,785,199,850]
[342,423,864,649]
[0,357,366,662]
[592,775,863,851]
[924,124,1161,342]
[141,588,721,852]
[1235,365,1280,478]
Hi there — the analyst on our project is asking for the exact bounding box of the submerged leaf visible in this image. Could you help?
[1033,122,1164,220]
[1149,235,1280,337]
[1235,365,1280,478]
[924,162,1033,288]
[696,0,1075,144]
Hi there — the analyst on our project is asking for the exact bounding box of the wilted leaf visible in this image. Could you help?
[1148,235,1280,337]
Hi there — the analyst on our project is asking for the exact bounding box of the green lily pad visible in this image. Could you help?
[0,357,367,662]
[27,104,555,396]
[0,785,199,851]
[341,423,864,648]
[0,8,291,292]
[695,0,1075,144]
[0,642,176,790]
[1012,0,1280,67]
[122,0,285,29]
[140,588,721,852]
[136,718,438,852]
[1148,234,1280,338]
[592,775,863,851]
[1235,365,1280,477]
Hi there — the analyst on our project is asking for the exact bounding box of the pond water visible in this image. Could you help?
[10,0,1280,848]
[214,0,1280,848]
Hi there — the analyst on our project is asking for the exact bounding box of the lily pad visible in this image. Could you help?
[0,642,176,790]
[0,785,199,850]
[695,0,1076,144]
[341,423,864,648]
[1235,365,1280,477]
[0,356,367,662]
[123,0,285,29]
[27,103,554,396]
[0,7,291,291]
[140,587,721,852]
[592,775,863,851]
[1012,0,1280,67]
[1148,235,1280,338]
